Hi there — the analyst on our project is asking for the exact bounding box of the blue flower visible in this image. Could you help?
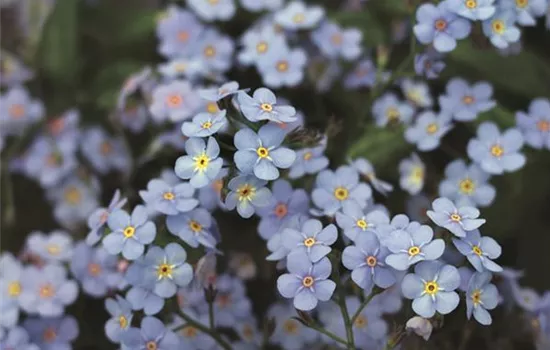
[439,159,496,207]
[70,242,123,297]
[104,295,133,343]
[335,200,390,242]
[350,157,393,196]
[47,176,99,229]
[181,111,228,138]
[413,2,471,52]
[447,0,496,20]
[257,46,308,88]
[26,230,73,263]
[266,215,310,263]
[197,168,228,211]
[234,124,296,181]
[344,59,378,89]
[139,179,199,215]
[439,78,496,122]
[20,263,78,317]
[282,219,337,262]
[187,0,235,22]
[156,6,204,59]
[23,316,78,350]
[414,50,446,80]
[44,109,81,151]
[124,259,165,316]
[399,153,425,195]
[81,127,130,175]
[166,208,218,249]
[311,21,362,60]
[103,205,157,260]
[274,1,325,30]
[268,302,319,348]
[0,51,33,87]
[0,86,44,136]
[174,137,223,188]
[427,197,486,237]
[238,25,287,66]
[384,222,445,271]
[466,271,499,325]
[467,122,526,175]
[0,326,39,350]
[237,88,297,123]
[516,98,550,150]
[482,9,521,49]
[193,29,234,73]
[452,229,503,272]
[257,179,310,240]
[372,93,414,127]
[149,80,201,123]
[312,165,372,216]
[0,253,24,328]
[158,58,206,80]
[402,261,461,318]
[121,316,180,350]
[342,232,396,291]
[401,79,434,109]
[170,311,216,349]
[277,252,336,311]
[119,103,148,134]
[506,0,547,26]
[199,81,241,101]
[405,111,454,151]
[86,189,127,245]
[406,194,432,224]
[289,144,329,179]
[225,175,272,218]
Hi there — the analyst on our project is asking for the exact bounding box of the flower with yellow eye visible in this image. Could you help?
[439,77,496,122]
[225,175,272,218]
[181,110,227,138]
[453,229,503,273]
[399,153,426,195]
[0,253,24,328]
[175,137,223,189]
[481,9,521,49]
[26,230,73,263]
[274,1,325,30]
[277,253,336,311]
[119,316,180,350]
[427,197,486,237]
[237,87,297,123]
[289,144,329,179]
[466,271,499,325]
[282,219,337,263]
[166,208,218,249]
[187,0,236,22]
[257,47,308,88]
[402,261,461,318]
[335,200,389,242]
[105,295,133,342]
[0,86,44,136]
[139,178,198,216]
[515,97,550,151]
[446,0,496,21]
[405,111,454,152]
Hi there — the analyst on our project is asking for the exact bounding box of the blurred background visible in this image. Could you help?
[1,0,550,349]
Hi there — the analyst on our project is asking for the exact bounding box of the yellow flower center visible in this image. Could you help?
[356,219,368,230]
[411,167,424,183]
[408,246,421,256]
[189,220,202,233]
[434,19,447,31]
[9,104,25,119]
[334,187,349,201]
[292,13,305,23]
[47,244,61,256]
[181,326,198,338]
[450,213,461,222]
[366,256,377,267]
[119,315,128,329]
[516,0,528,8]
[194,153,210,171]
[426,123,439,134]
[88,263,102,277]
[257,147,269,158]
[304,237,316,247]
[43,327,57,343]
[123,226,135,238]
[256,41,268,53]
[303,152,313,160]
[174,62,187,72]
[385,107,400,122]
[64,186,82,205]
[471,289,482,305]
[237,184,256,201]
[283,319,299,334]
[276,60,289,72]
[163,192,175,200]
[459,178,475,194]
[492,20,505,34]
[354,314,368,328]
[260,103,273,112]
[206,102,218,114]
[39,284,55,299]
[537,120,550,132]
[462,95,475,104]
[274,203,288,218]
[424,281,439,295]
[146,341,158,350]
[466,0,477,8]
[302,276,314,287]
[157,263,174,279]
[8,281,21,296]
[490,144,504,157]
[472,245,483,256]
[208,0,219,4]
[204,46,216,57]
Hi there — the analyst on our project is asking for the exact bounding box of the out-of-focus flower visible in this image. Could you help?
[447,0,496,20]
[228,252,257,280]
[240,0,283,12]
[311,21,362,60]
[258,46,308,88]
[24,316,78,350]
[372,93,414,127]
[268,301,319,347]
[345,59,378,88]
[401,79,433,109]
[120,316,180,349]
[187,0,235,22]
[81,127,130,175]
[405,111,453,151]
[0,253,25,328]
[86,190,127,246]
[238,25,287,66]
[506,0,547,26]
[399,153,425,195]
[289,144,329,179]
[439,78,496,121]
[275,1,325,30]
[414,51,446,79]
[406,316,433,341]
[482,9,521,49]
[26,230,73,263]
[156,7,204,59]
[0,326,39,350]
[149,80,201,123]
[0,86,44,135]
[193,29,234,73]
[0,51,33,87]
[516,98,550,150]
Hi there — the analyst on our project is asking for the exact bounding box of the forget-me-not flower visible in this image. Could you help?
[0,326,39,350]
[268,301,319,348]
[187,0,235,22]
[506,0,547,26]
[282,219,337,262]
[23,316,78,350]
[439,159,496,207]
[288,144,329,179]
[80,128,130,175]
[402,261,461,318]
[181,111,227,138]
[104,295,133,343]
[335,200,390,242]
[447,0,496,20]
[466,271,499,325]
[0,253,24,328]
[405,111,454,151]
[439,78,496,121]
[237,88,297,123]
[149,80,201,122]
[277,252,336,311]
[26,230,73,263]
[175,137,223,188]
[121,316,180,350]
[225,175,272,218]
[372,93,414,127]
[274,1,325,30]
[86,189,127,246]
[166,208,218,249]
[234,124,296,181]
[344,59,378,89]
[193,29,234,73]
[467,122,526,175]
[453,229,503,272]
[401,79,434,109]
[482,9,521,49]
[238,25,287,66]
[311,21,362,60]
[156,7,204,59]
[139,179,198,215]
[515,98,550,150]
[427,197,486,237]
[103,205,156,260]
[258,46,307,88]
[399,153,425,195]
[414,50,446,80]
[0,86,44,136]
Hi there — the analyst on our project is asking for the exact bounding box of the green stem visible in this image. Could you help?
[208,299,215,329]
[337,292,355,348]
[350,290,378,325]
[173,309,231,350]
[303,321,349,346]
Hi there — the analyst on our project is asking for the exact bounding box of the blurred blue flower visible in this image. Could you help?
[439,78,496,121]
[312,165,372,216]
[268,302,319,348]
[277,252,336,311]
[399,153,425,195]
[237,88,297,123]
[23,316,78,350]
[344,59,378,89]
[466,271,499,325]
[439,159,496,207]
[335,200,390,242]
[125,258,165,316]
[289,144,329,179]
[103,205,157,260]
[44,109,81,151]
[118,103,148,134]
[402,261,461,317]
[81,127,130,175]
[482,9,521,49]
[413,2,471,52]
[20,263,78,317]
[311,21,362,60]
[405,111,454,151]
[225,175,272,218]
[47,176,99,229]
[447,0,496,20]
[199,274,252,326]
[238,25,287,66]
[166,208,218,249]
[0,326,39,350]
[350,157,393,195]
[117,67,153,111]
[170,310,216,349]
[452,229,503,272]
[234,124,296,180]
[174,137,223,188]
[199,81,241,101]
[401,79,434,109]
[121,316,180,350]
[188,0,235,22]
[342,232,396,291]
[266,215,310,263]
[26,230,73,263]
[426,197,486,237]
[0,253,24,328]
[467,122,526,175]
[414,50,446,80]
[0,86,44,136]
[258,46,308,88]
[104,295,133,343]
[516,98,550,150]
[149,80,201,123]
[506,0,547,26]
[372,93,414,127]
[0,51,33,87]
[240,0,283,12]
[274,1,325,30]
[139,179,199,215]
[156,6,204,59]
[406,194,432,224]
[86,189,127,246]
[198,168,228,211]
[193,29,234,73]
[282,219,337,262]
[384,222,445,271]
[257,179,309,240]
[158,58,206,80]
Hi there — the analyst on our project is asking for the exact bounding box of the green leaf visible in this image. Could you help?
[90,61,145,109]
[475,105,515,129]
[329,11,387,47]
[113,8,158,43]
[347,125,410,166]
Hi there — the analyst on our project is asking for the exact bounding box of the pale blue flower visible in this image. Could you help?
[23,316,78,350]
[447,0,496,20]
[0,326,39,350]
[452,229,503,272]
[268,302,318,348]
[193,29,234,72]
[117,67,153,111]
[439,78,496,122]
[335,200,390,242]
[414,51,446,80]
[104,295,133,343]
[47,176,99,229]
[0,253,25,328]
[406,194,432,224]
[156,6,204,59]
[258,46,308,88]
[466,271,499,325]
[405,111,454,151]
[149,80,201,123]
[174,137,223,188]
[187,0,235,22]
[240,0,283,12]
[120,316,180,350]
[482,9,521,49]
[426,197,486,237]
[399,153,425,195]
[266,215,310,263]
[344,59,377,89]
[282,219,337,262]
[274,1,325,30]
[238,25,287,66]
[166,208,218,249]
[225,175,272,218]
[237,88,297,123]
[26,230,73,263]
[401,79,434,109]
[311,21,362,60]
[170,311,215,349]
[86,189,127,245]
[0,51,33,87]
[439,159,496,207]
[515,98,550,150]
[139,179,198,215]
[0,86,44,136]
[506,0,547,26]
[80,127,130,175]
[289,144,329,179]
[158,58,206,80]
[372,93,414,127]
[119,103,148,134]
